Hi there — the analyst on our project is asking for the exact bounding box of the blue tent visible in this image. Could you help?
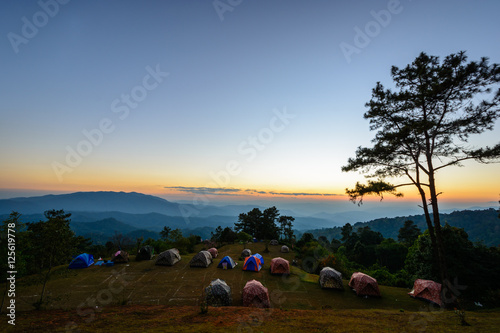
[217,256,237,269]
[68,253,94,269]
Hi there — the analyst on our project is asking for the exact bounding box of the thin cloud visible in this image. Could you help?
[268,191,343,197]
[165,186,344,197]
[164,186,242,196]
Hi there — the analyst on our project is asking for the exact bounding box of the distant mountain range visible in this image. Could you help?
[1,191,498,246]
[0,191,345,243]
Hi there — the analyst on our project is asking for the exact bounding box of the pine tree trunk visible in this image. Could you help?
[426,162,449,286]
[417,186,440,277]
[429,182,449,284]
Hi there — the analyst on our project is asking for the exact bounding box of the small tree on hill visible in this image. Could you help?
[279,215,295,242]
[398,220,421,247]
[234,208,262,237]
[211,226,223,245]
[26,210,76,309]
[235,206,287,241]
[160,226,171,242]
[342,51,500,284]
[341,223,353,242]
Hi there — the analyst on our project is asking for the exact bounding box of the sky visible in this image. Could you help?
[1,0,499,216]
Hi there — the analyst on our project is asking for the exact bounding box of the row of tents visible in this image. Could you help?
[318,268,381,297]
[204,274,442,308]
[68,248,290,275]
[188,250,291,275]
[319,268,443,306]
[68,251,131,269]
[205,275,442,308]
[205,278,271,308]
[69,245,291,269]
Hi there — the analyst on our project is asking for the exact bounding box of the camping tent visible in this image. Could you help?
[319,267,344,290]
[242,280,270,308]
[68,253,94,269]
[190,250,213,268]
[270,239,278,245]
[254,253,264,266]
[156,248,181,266]
[207,247,218,259]
[243,254,263,272]
[111,250,129,263]
[136,245,154,261]
[205,279,232,306]
[270,257,290,275]
[280,245,289,253]
[217,256,237,269]
[408,279,443,307]
[241,249,252,258]
[349,272,381,297]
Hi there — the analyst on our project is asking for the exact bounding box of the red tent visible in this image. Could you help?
[242,280,270,308]
[348,272,381,297]
[408,279,443,307]
[270,257,290,275]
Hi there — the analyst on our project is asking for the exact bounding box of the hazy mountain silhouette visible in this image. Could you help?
[0,191,181,215]
[0,191,341,229]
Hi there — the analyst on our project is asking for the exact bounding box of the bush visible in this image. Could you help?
[367,265,396,286]
[317,254,353,278]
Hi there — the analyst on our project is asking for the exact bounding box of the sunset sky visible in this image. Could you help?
[1,1,499,214]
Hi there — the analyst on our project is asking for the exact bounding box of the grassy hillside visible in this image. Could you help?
[4,243,429,312]
[2,242,499,332]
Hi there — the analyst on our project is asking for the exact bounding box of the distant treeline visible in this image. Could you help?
[306,209,499,246]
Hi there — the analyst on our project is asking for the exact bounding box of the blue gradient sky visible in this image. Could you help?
[1,0,499,213]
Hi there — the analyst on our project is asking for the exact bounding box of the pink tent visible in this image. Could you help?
[349,272,381,297]
[270,257,290,275]
[207,247,218,258]
[111,250,129,263]
[408,279,443,307]
[242,280,270,308]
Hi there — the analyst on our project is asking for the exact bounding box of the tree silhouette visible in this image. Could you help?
[27,210,76,309]
[235,206,290,241]
[342,51,500,284]
[160,226,171,241]
[278,215,295,242]
[398,220,421,247]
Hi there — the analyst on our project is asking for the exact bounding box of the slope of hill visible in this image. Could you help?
[70,217,218,244]
[71,217,137,235]
[307,208,500,246]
